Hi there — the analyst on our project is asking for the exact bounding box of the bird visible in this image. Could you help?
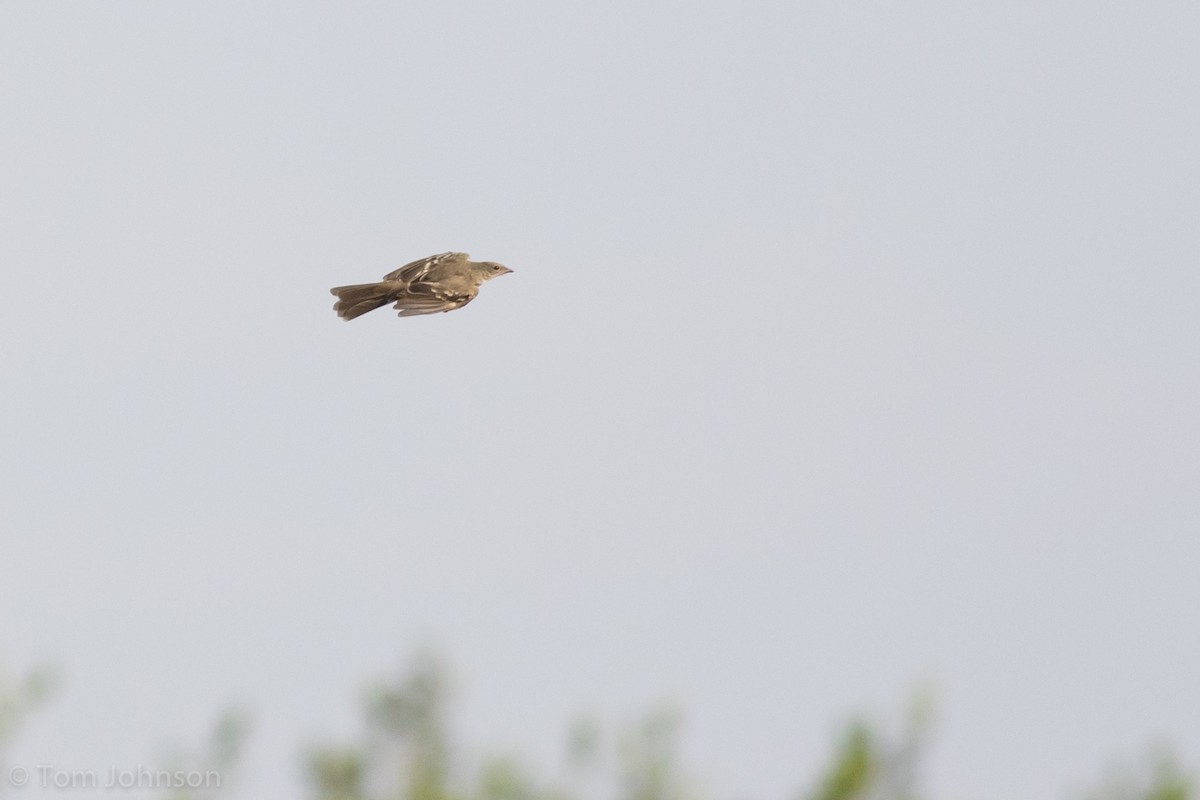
[330,252,513,321]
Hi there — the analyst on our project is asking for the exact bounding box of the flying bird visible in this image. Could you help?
[330,252,513,321]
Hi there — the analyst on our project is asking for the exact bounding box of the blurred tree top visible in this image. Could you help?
[0,659,1192,800]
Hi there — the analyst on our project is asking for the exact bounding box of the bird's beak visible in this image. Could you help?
[502,266,514,275]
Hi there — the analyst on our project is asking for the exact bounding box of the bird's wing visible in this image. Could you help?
[395,299,472,317]
[382,252,469,282]
[388,283,472,316]
[392,282,478,316]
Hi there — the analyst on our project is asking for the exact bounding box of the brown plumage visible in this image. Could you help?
[330,252,513,321]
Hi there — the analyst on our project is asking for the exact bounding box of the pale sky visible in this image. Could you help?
[2,2,1198,800]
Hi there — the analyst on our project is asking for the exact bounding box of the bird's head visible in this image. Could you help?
[476,261,514,281]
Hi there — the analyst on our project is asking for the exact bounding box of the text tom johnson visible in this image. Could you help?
[28,764,222,790]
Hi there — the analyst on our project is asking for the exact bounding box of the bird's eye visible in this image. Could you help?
[492,265,501,271]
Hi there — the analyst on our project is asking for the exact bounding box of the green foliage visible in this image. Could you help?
[808,722,876,800]
[305,655,695,800]
[1080,750,1194,800]
[367,651,456,800]
[1,658,1195,800]
[566,716,601,772]
[161,707,251,800]
[617,706,688,800]
[309,748,368,800]
[369,652,449,742]
[805,690,930,800]
[0,663,59,747]
[476,758,545,800]
[0,663,60,798]
[307,651,459,800]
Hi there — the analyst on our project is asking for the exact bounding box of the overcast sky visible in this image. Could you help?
[2,2,1198,799]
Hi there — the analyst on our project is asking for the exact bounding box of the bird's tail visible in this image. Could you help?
[330,282,393,321]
